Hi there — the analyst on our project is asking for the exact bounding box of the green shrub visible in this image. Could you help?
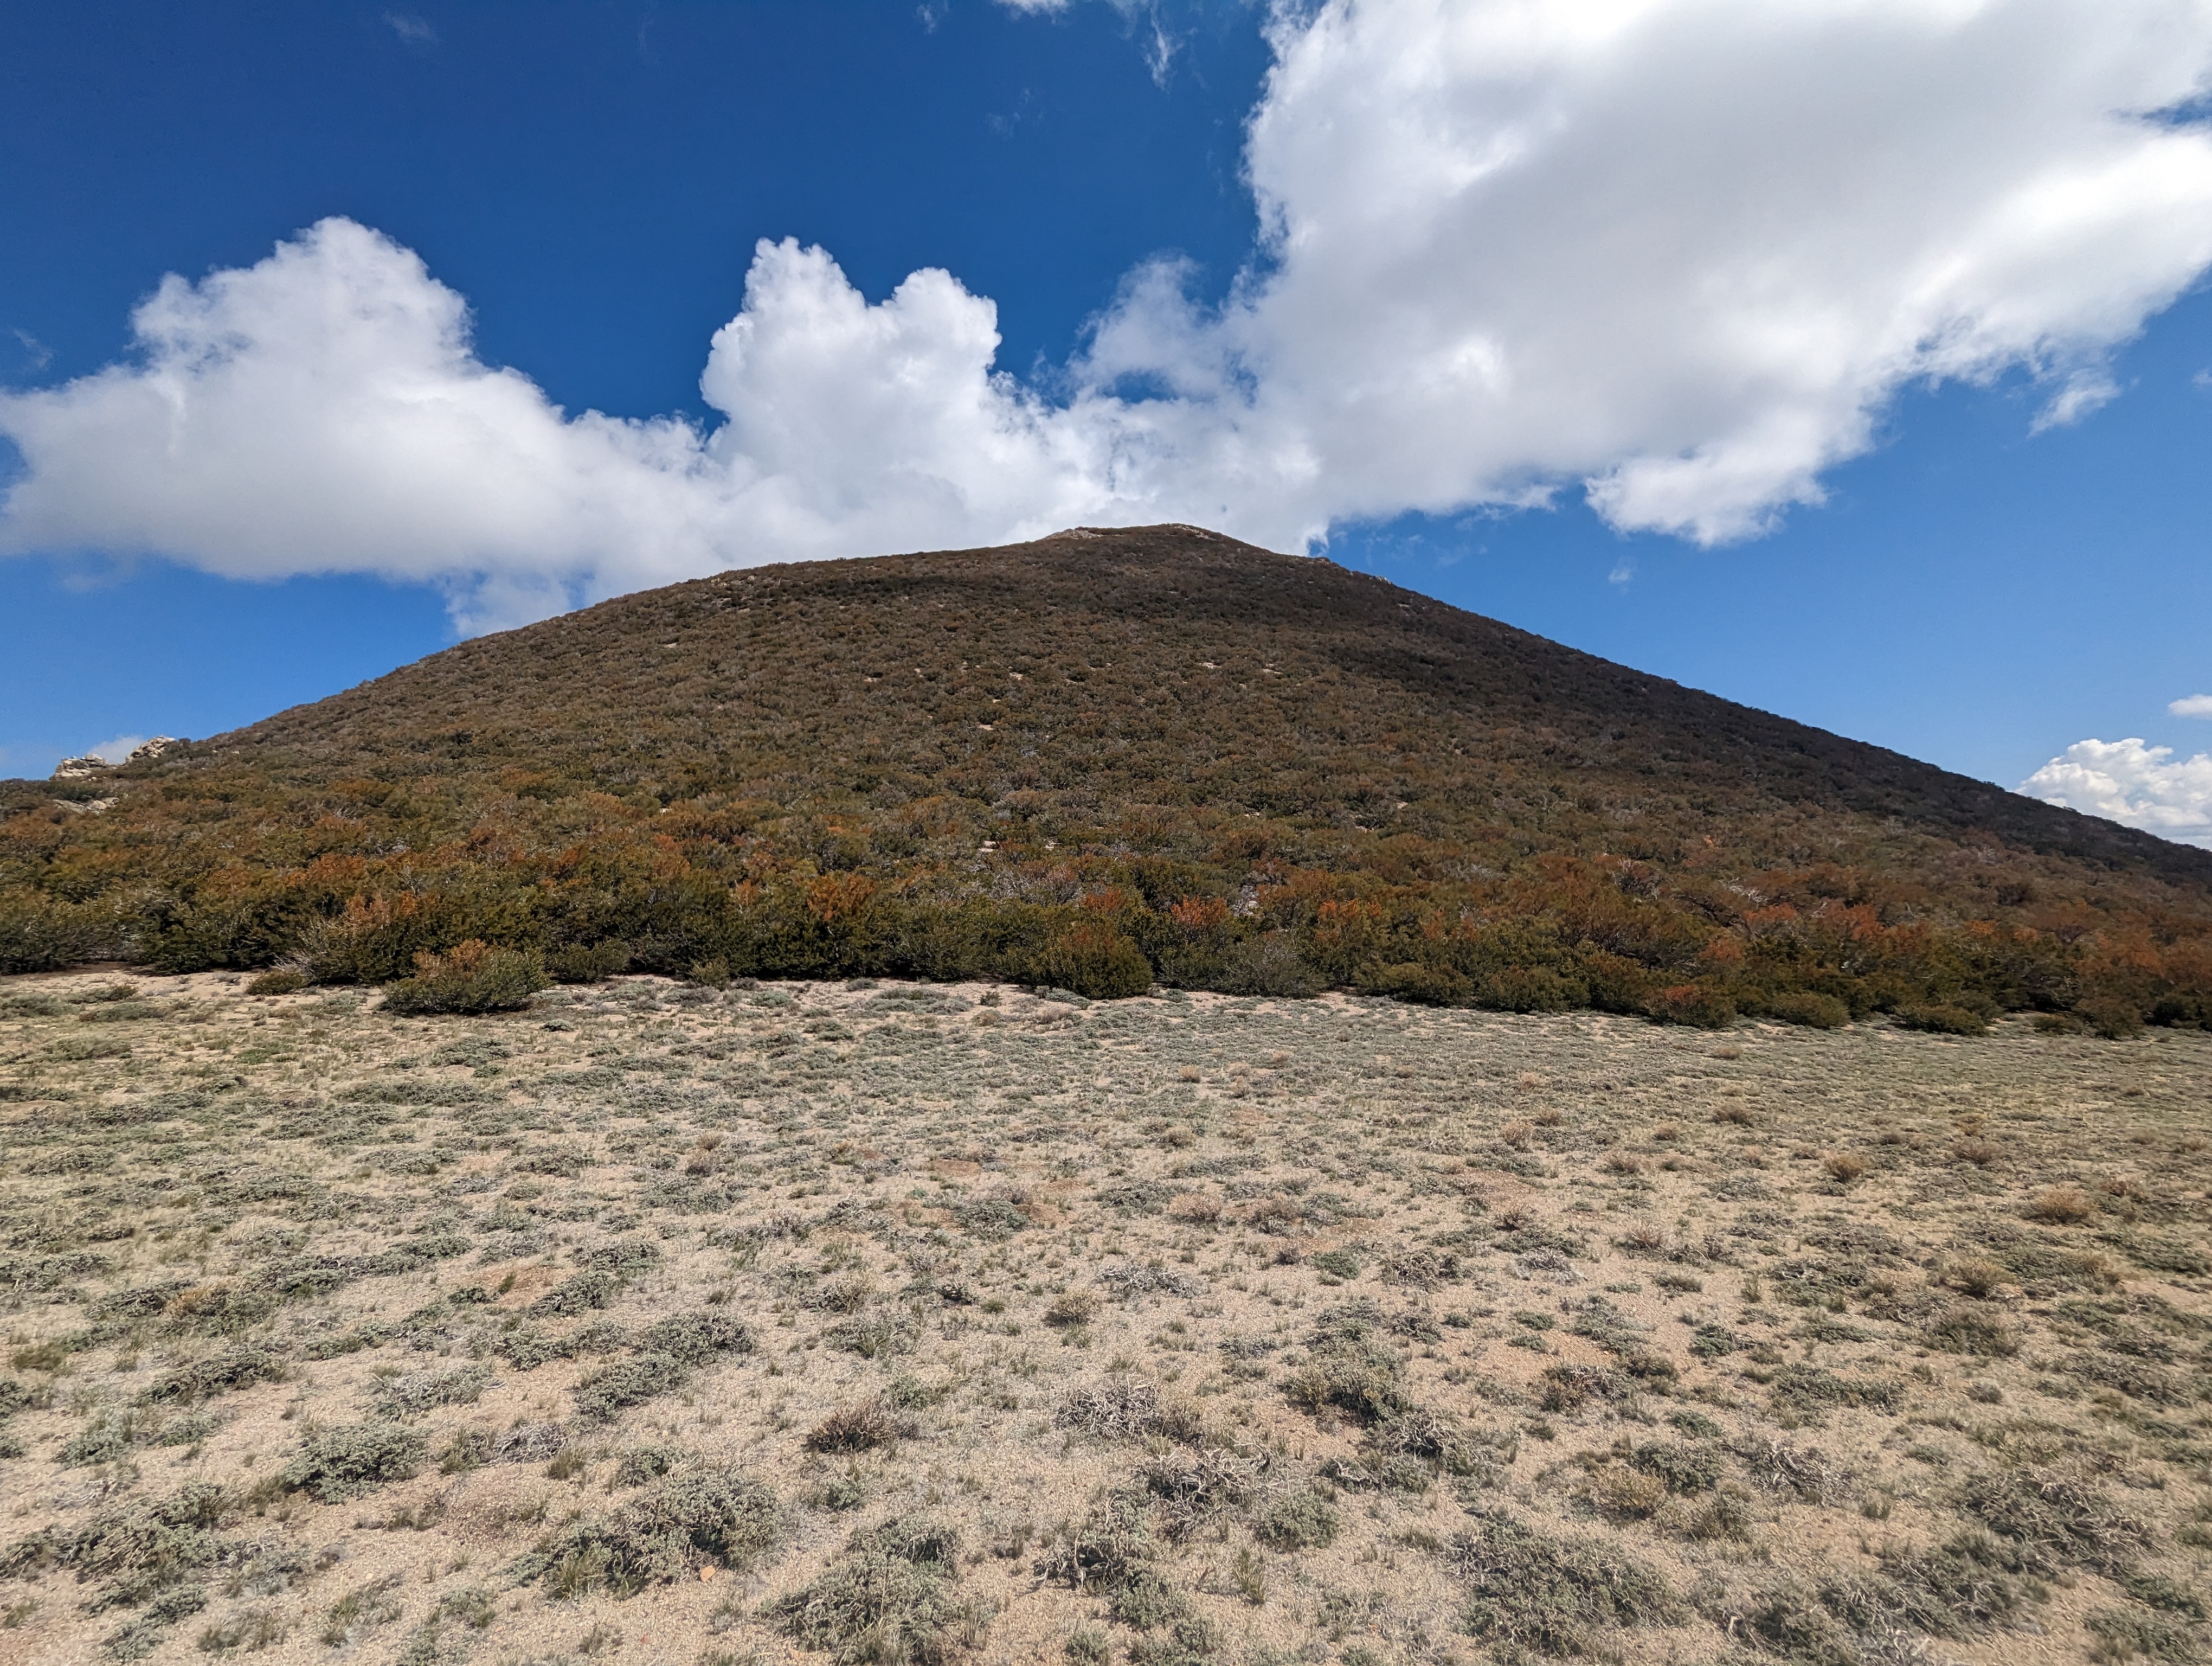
[546,941,631,983]
[1041,925,1153,1000]
[1764,991,1849,1029]
[280,1423,427,1501]
[1894,1003,1987,1036]
[2079,996,2146,1039]
[1250,1485,1339,1550]
[573,1353,687,1424]
[1213,932,1324,997]
[1361,962,1473,1007]
[516,1467,780,1596]
[0,892,118,975]
[1477,965,1586,1013]
[768,1515,989,1665]
[244,970,308,996]
[380,941,546,1015]
[1444,1510,1681,1657]
[638,1310,754,1366]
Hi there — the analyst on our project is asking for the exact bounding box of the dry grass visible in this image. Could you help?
[0,970,2203,1666]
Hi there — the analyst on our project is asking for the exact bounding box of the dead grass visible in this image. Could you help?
[0,969,2201,1665]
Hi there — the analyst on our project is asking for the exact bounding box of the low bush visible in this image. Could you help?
[138,1345,288,1404]
[1056,1380,1162,1443]
[380,941,546,1016]
[518,1466,780,1596]
[1444,1509,1682,1657]
[1895,1003,1988,1036]
[1764,991,1849,1028]
[1249,1484,1340,1550]
[1041,925,1154,1001]
[774,1513,991,1655]
[1283,1302,1410,1424]
[1645,985,1735,1029]
[1955,1465,2146,1574]
[573,1353,687,1425]
[805,1401,901,1454]
[770,1516,989,1665]
[280,1424,427,1501]
[638,1309,755,1364]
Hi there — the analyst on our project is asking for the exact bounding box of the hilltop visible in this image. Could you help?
[3,524,2208,1028]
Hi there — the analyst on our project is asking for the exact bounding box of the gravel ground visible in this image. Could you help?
[0,970,2206,1666]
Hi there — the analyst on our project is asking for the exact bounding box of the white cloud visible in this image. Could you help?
[2170,694,2212,717]
[2022,736,2212,848]
[383,13,437,47]
[83,735,147,765]
[6,0,2212,626]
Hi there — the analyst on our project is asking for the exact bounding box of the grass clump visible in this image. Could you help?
[1443,1509,1681,1657]
[518,1466,780,1597]
[768,1515,991,1664]
[806,1401,903,1454]
[1954,1465,2146,1574]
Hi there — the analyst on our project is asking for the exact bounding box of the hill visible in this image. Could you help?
[4,524,2208,1029]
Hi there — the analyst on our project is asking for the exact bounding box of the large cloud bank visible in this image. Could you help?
[2022,737,2212,849]
[6,0,2212,628]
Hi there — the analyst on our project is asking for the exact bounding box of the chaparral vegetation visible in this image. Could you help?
[3,527,2209,1035]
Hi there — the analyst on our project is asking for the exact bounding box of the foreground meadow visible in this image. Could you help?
[0,971,2205,1666]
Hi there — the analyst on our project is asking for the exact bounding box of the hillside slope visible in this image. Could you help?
[4,526,2208,1027]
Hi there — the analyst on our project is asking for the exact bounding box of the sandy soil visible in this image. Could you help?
[0,970,2205,1666]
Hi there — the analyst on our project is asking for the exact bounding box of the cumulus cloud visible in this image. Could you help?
[83,735,148,765]
[6,0,2212,626]
[2022,737,2212,848]
[2170,694,2212,717]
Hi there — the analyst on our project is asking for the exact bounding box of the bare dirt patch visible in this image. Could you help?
[0,971,2206,1665]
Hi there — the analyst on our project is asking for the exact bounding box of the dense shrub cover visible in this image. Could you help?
[4,527,2209,1026]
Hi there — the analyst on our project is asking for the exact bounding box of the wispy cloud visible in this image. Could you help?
[10,329,50,372]
[383,12,436,48]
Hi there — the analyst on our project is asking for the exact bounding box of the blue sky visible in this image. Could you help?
[3,1,2210,842]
